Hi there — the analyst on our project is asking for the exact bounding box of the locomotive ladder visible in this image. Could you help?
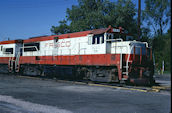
[122,45,135,80]
[122,56,132,80]
[8,57,14,72]
[15,51,20,72]
[122,45,143,79]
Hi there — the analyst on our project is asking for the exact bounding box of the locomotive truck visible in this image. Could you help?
[0,26,154,85]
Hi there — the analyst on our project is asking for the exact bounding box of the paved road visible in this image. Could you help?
[154,73,171,87]
[0,74,171,113]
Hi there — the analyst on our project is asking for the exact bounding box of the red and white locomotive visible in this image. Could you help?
[0,26,154,84]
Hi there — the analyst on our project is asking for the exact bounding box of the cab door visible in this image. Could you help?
[106,33,113,54]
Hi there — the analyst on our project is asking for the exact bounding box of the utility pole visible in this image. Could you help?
[138,0,141,40]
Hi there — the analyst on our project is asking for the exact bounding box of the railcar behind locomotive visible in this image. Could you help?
[0,26,154,85]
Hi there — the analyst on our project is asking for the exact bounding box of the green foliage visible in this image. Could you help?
[143,0,170,36]
[51,0,137,36]
[153,28,171,71]
[142,0,171,71]
[140,27,152,44]
[51,0,171,71]
[51,20,70,35]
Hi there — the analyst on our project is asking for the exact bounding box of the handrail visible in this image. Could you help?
[106,38,123,42]
[143,42,148,47]
[128,45,142,62]
[15,51,20,72]
[125,45,142,76]
[125,45,134,76]
[145,47,152,60]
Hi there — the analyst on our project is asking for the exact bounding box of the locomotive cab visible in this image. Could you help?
[104,27,154,85]
[128,41,154,85]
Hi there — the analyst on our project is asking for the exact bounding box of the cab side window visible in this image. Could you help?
[92,36,96,44]
[92,34,104,44]
[3,48,13,54]
[24,43,40,52]
[100,36,104,43]
[97,37,100,44]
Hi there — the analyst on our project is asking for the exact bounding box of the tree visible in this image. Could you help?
[140,27,152,44]
[143,0,170,36]
[51,0,137,36]
[142,0,171,72]
[51,19,70,35]
[161,28,171,71]
[152,28,171,71]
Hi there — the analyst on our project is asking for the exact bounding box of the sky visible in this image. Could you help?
[0,0,145,41]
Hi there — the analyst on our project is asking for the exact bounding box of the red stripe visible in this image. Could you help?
[0,57,11,64]
[0,40,21,44]
[20,54,121,66]
[24,36,55,43]
[23,30,92,43]
[0,54,148,65]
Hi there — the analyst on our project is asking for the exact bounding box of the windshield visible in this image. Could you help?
[130,43,146,55]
